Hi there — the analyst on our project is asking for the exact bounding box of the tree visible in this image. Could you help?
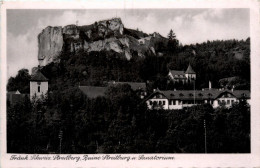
[167,29,179,53]
[7,69,31,93]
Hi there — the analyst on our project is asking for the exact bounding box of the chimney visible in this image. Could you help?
[231,85,234,92]
[209,81,212,90]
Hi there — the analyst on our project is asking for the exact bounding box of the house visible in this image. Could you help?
[30,70,48,100]
[145,89,250,110]
[168,64,196,83]
[7,90,29,105]
[107,81,147,98]
[79,81,147,99]
[79,86,107,99]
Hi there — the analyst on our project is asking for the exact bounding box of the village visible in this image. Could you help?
[7,63,250,110]
[6,13,251,154]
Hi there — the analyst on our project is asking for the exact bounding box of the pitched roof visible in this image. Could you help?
[107,81,146,90]
[7,90,20,95]
[161,90,220,100]
[185,64,196,74]
[30,70,48,81]
[79,86,106,98]
[169,70,186,77]
[146,89,250,101]
[7,93,29,104]
[228,90,250,99]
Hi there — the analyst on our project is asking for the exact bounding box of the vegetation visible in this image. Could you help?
[7,90,250,153]
[6,28,251,153]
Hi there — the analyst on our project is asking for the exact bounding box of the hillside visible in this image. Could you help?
[8,37,250,94]
[7,18,251,154]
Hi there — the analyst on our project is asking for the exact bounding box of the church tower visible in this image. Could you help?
[185,64,196,81]
[30,70,48,100]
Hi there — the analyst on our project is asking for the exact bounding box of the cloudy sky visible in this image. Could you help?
[7,8,249,78]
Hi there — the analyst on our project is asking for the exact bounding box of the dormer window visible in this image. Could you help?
[170,93,174,97]
[198,93,203,97]
[208,93,212,97]
[179,93,184,97]
[189,93,193,97]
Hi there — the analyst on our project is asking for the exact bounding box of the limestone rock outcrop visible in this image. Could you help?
[37,18,167,66]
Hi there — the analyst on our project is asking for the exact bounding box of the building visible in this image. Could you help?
[107,81,147,98]
[79,86,107,99]
[168,64,196,83]
[145,89,250,110]
[7,90,29,105]
[30,70,49,100]
[79,81,147,99]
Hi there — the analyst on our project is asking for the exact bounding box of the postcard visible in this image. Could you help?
[1,0,260,167]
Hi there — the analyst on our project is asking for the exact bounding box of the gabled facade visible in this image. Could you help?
[168,64,196,83]
[146,89,250,110]
[30,70,48,100]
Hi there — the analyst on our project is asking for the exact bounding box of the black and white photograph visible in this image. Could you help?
[1,1,260,167]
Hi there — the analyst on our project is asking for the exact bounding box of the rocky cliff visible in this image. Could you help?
[38,18,167,66]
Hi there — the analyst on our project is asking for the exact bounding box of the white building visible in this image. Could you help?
[168,64,196,83]
[146,89,250,110]
[30,70,48,100]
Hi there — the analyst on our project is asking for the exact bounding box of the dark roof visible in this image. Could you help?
[146,89,250,101]
[79,86,106,98]
[30,70,48,81]
[228,90,250,99]
[169,70,186,77]
[107,81,146,90]
[185,64,196,74]
[7,93,29,105]
[7,90,20,95]
[161,90,220,100]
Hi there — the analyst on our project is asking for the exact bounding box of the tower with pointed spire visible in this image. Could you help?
[168,64,196,83]
[185,64,196,81]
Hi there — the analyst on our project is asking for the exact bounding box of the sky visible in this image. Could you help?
[7,8,250,78]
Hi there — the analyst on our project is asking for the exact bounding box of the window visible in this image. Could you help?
[163,101,165,105]
[38,86,40,93]
[227,100,230,104]
[159,101,162,105]
[173,100,176,105]
[231,100,234,104]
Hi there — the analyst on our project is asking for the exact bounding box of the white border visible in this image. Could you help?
[1,0,260,167]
